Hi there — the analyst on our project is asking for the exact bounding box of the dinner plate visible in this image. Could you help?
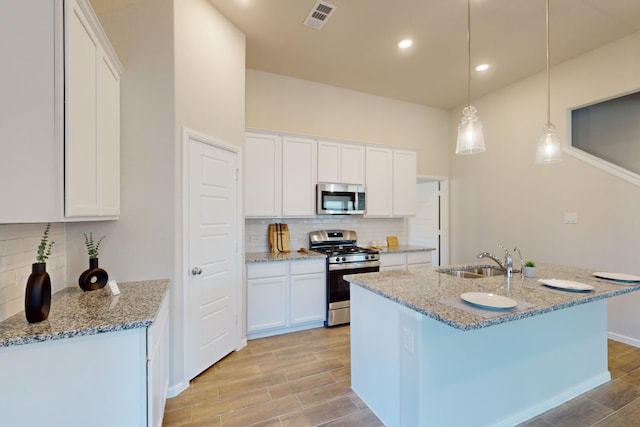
[460,292,517,310]
[539,279,594,292]
[593,272,640,283]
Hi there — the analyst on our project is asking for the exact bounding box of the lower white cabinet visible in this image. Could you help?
[380,251,432,271]
[247,258,326,338]
[0,294,169,427]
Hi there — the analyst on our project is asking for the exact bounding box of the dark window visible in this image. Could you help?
[572,91,640,175]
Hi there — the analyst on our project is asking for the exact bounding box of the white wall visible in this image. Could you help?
[246,69,450,177]
[449,31,640,345]
[81,0,246,393]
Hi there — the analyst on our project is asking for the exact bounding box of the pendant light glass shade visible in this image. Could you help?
[456,0,486,155]
[534,123,562,164]
[535,0,562,164]
[456,105,486,154]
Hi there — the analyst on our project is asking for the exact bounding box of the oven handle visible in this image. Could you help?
[328,261,380,271]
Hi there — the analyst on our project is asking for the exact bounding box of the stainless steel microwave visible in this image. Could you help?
[316,183,366,215]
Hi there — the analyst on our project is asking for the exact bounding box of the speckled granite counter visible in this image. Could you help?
[0,279,169,347]
[372,244,436,253]
[345,262,640,331]
[245,250,326,263]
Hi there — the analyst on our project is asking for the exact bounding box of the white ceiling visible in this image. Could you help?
[90,0,640,110]
[207,0,640,110]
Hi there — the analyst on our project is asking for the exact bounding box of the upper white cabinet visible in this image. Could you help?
[282,136,317,216]
[392,149,417,216]
[365,146,393,217]
[245,132,316,218]
[0,0,122,223]
[245,132,282,217]
[365,147,417,217]
[318,140,365,184]
[65,0,122,217]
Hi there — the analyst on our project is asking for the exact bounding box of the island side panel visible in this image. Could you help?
[350,284,610,427]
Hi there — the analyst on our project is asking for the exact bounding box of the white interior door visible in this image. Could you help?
[186,130,239,381]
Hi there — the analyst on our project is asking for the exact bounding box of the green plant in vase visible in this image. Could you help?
[524,260,536,278]
[79,232,109,291]
[36,222,55,263]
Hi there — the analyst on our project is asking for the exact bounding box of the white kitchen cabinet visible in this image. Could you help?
[246,259,326,338]
[392,149,417,216]
[380,251,432,271]
[0,293,169,427]
[365,147,417,217]
[318,140,365,184]
[290,259,326,324]
[380,252,407,271]
[0,0,121,223]
[282,136,317,216]
[245,132,282,217]
[246,262,288,332]
[365,146,393,217]
[245,132,316,218]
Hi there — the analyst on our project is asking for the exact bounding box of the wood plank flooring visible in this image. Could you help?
[163,326,640,427]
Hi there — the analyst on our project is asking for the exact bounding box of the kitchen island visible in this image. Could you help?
[345,263,640,427]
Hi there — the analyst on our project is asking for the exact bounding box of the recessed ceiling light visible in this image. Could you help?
[475,63,490,72]
[398,39,413,49]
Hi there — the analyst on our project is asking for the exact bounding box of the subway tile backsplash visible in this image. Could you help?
[0,223,66,322]
[245,217,408,252]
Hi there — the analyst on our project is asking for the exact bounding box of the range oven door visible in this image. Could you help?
[327,261,380,326]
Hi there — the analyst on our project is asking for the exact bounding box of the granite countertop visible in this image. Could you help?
[374,245,436,253]
[245,250,326,263]
[345,263,640,331]
[0,279,169,348]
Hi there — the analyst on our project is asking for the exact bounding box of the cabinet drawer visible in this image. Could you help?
[247,262,287,279]
[407,251,431,266]
[290,259,326,275]
[381,253,406,267]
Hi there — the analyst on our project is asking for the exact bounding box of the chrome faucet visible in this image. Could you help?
[477,244,513,278]
[514,246,524,278]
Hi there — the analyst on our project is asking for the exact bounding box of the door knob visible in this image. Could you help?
[191,267,203,275]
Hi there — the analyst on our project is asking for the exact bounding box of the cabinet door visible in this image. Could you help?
[407,251,432,269]
[247,275,287,332]
[282,136,317,216]
[65,0,121,218]
[245,132,282,217]
[380,253,406,271]
[0,0,63,223]
[392,149,417,216]
[341,143,365,185]
[317,141,341,183]
[98,56,121,216]
[290,260,326,324]
[147,295,169,427]
[65,1,100,216]
[365,146,393,217]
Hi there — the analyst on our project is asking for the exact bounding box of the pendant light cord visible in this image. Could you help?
[467,0,471,107]
[546,0,551,125]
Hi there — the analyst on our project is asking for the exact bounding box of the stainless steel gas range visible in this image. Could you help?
[309,230,380,327]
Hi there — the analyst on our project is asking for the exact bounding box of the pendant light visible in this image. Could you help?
[456,0,486,155]
[534,0,562,164]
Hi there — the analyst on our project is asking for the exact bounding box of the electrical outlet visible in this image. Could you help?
[403,328,415,354]
[564,213,578,224]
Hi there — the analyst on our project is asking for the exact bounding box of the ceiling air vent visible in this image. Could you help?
[303,0,337,30]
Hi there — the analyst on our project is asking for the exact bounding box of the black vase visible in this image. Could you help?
[25,262,52,323]
[78,258,109,291]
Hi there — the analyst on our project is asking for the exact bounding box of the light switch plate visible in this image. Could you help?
[564,213,578,224]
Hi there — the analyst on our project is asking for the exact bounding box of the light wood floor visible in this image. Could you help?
[163,326,640,427]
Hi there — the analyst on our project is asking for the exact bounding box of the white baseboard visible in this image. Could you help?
[608,331,640,348]
[167,381,189,398]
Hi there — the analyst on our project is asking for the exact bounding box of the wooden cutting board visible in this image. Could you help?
[268,223,290,253]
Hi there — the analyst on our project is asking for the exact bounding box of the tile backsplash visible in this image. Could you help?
[0,223,66,322]
[245,217,408,252]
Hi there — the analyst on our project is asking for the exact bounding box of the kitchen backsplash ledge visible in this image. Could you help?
[245,217,408,253]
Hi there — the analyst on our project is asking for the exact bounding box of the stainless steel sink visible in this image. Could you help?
[437,266,507,279]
